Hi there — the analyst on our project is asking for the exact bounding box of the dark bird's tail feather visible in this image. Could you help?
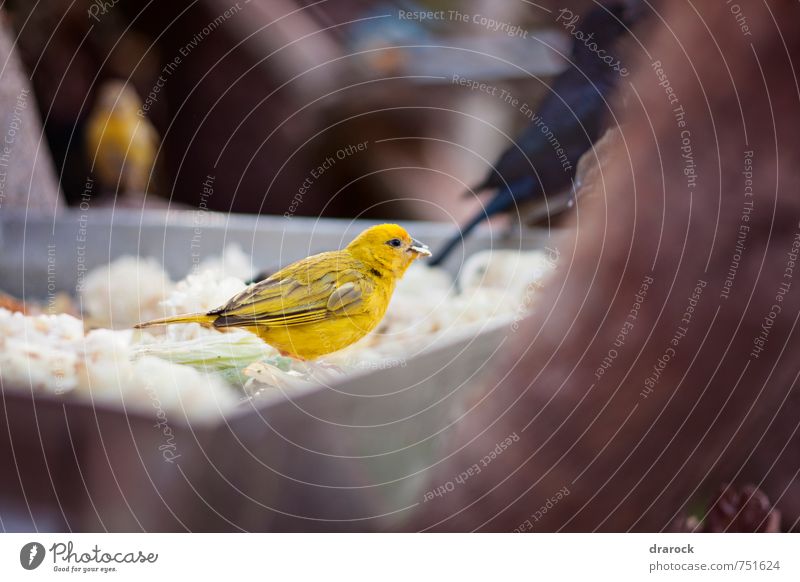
[462,175,494,198]
[429,211,488,268]
[431,176,539,267]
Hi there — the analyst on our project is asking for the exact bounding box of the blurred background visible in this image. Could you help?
[0,0,600,223]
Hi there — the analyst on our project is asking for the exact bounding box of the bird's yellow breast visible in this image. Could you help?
[248,281,392,359]
[87,109,157,192]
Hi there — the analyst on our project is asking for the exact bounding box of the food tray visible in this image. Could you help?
[0,209,551,531]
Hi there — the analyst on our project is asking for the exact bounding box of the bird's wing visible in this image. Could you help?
[479,70,611,191]
[210,252,372,328]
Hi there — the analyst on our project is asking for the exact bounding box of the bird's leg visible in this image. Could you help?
[278,349,303,360]
[312,360,346,374]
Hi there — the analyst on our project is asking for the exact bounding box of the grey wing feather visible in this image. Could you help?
[327,281,363,312]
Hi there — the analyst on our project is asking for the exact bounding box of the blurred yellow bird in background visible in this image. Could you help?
[135,224,432,359]
[86,80,158,196]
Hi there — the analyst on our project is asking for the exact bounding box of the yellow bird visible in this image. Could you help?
[86,80,158,195]
[135,224,432,359]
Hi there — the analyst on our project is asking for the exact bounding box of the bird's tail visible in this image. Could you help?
[433,177,538,267]
[428,211,487,267]
[462,178,491,198]
[133,312,215,329]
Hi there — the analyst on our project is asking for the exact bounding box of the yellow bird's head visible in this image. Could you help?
[346,224,431,277]
[94,80,143,116]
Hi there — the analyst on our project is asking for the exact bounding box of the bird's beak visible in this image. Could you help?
[409,239,432,257]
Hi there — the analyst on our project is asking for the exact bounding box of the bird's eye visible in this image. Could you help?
[387,238,402,248]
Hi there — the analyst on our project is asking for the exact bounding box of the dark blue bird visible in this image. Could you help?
[430,2,638,267]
